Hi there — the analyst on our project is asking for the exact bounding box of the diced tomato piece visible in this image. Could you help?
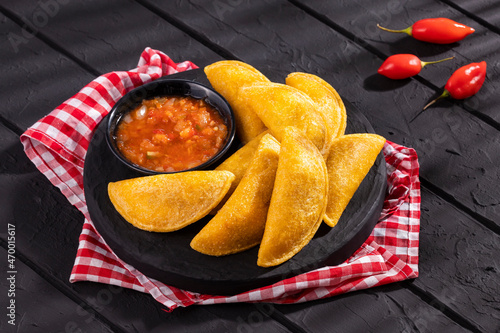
[180,127,195,139]
[152,133,170,144]
[153,129,165,134]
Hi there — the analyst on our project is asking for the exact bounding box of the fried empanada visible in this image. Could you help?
[257,127,328,267]
[205,61,269,144]
[286,72,347,146]
[108,171,235,232]
[324,134,386,227]
[191,134,281,256]
[211,131,269,214]
[239,82,328,155]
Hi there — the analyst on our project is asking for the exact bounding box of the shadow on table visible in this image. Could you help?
[367,35,459,58]
[0,140,36,176]
[363,73,411,92]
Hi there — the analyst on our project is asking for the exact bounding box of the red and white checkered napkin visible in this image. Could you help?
[21,48,420,311]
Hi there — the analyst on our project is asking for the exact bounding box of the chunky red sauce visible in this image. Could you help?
[115,96,228,172]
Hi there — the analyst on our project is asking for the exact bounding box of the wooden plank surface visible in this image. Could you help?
[1,0,222,74]
[0,13,95,131]
[415,187,500,332]
[444,0,500,29]
[0,248,114,333]
[275,286,470,333]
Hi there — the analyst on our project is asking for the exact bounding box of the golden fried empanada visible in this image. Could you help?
[324,134,386,227]
[212,131,269,214]
[191,134,281,256]
[257,127,328,267]
[108,171,235,232]
[204,61,269,143]
[239,82,328,155]
[286,72,346,146]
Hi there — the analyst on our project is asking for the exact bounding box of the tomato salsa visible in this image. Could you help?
[115,96,228,172]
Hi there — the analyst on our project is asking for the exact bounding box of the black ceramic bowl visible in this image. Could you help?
[106,79,236,175]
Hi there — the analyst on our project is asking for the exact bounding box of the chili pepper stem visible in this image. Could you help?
[421,56,455,69]
[423,90,450,110]
[377,24,412,37]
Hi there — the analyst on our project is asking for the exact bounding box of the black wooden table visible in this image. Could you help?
[1,1,499,332]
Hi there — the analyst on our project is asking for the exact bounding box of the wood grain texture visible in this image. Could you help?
[1,0,223,73]
[445,0,500,29]
[275,286,470,333]
[415,187,500,332]
[0,248,114,333]
[0,13,95,130]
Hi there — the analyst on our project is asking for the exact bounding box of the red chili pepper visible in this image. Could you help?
[378,54,454,79]
[377,18,475,44]
[423,61,487,110]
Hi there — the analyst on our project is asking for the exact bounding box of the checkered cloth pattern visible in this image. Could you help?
[20,48,420,311]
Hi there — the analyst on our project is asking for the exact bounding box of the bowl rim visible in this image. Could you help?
[105,78,236,175]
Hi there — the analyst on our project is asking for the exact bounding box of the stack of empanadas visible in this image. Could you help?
[108,60,386,267]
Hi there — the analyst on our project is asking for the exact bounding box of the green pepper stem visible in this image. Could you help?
[377,24,412,37]
[423,90,451,110]
[421,56,455,69]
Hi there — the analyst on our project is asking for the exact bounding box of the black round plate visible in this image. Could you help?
[84,68,387,295]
